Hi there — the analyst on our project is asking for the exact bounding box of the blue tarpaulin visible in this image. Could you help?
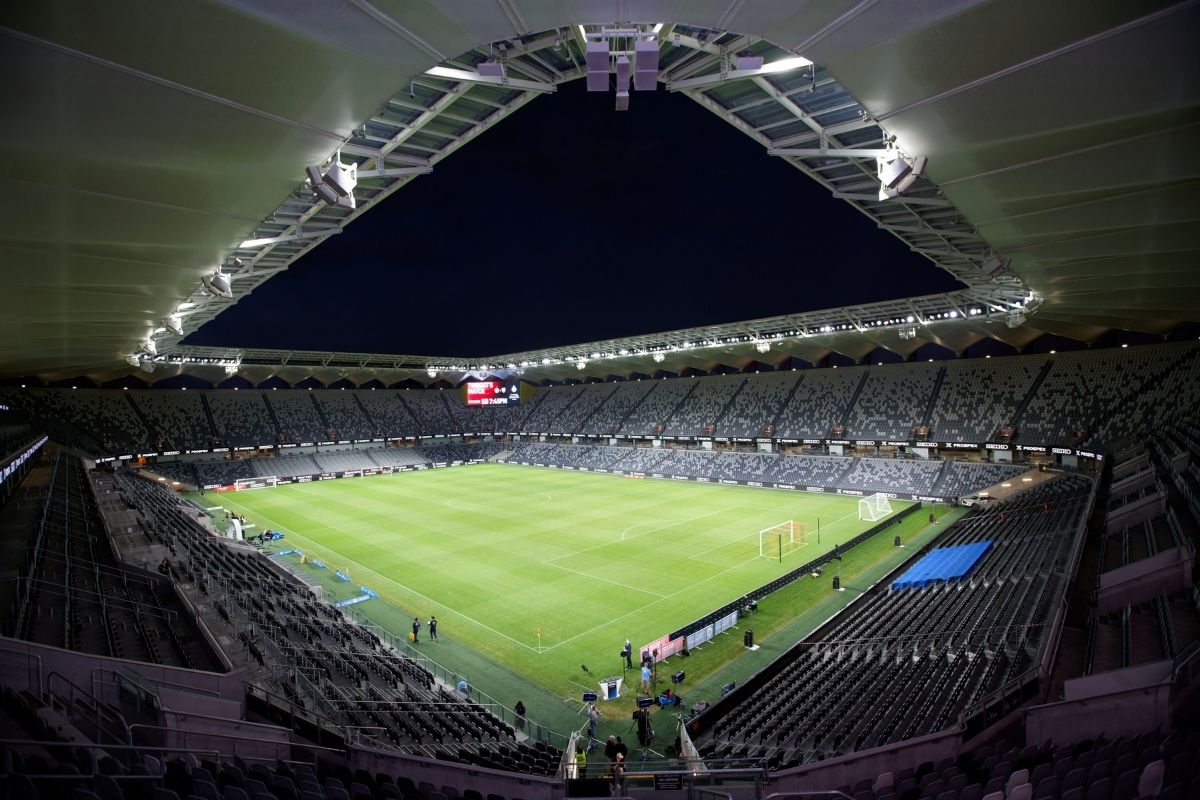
[892,541,993,590]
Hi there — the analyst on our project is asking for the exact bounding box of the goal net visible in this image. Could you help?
[234,476,277,491]
[758,520,809,561]
[858,492,893,521]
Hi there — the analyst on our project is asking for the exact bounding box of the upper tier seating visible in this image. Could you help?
[131,390,214,451]
[664,374,744,437]
[623,378,697,436]
[312,390,374,440]
[265,391,326,444]
[580,379,656,434]
[717,371,800,438]
[774,368,863,439]
[931,356,1045,442]
[845,363,940,440]
[356,391,421,438]
[206,391,277,447]
[398,390,453,435]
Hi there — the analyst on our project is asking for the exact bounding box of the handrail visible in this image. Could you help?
[0,737,221,778]
[47,669,132,746]
[128,722,343,765]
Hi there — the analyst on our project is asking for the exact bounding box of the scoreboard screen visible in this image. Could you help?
[466,380,520,407]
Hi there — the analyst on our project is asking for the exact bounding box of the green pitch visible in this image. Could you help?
[211,463,909,698]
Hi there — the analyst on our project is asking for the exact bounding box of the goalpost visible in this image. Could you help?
[758,520,809,561]
[858,492,893,522]
[234,476,278,491]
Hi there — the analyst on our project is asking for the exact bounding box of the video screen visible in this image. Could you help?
[465,380,520,407]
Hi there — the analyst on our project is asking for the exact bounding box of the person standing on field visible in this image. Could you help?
[412,617,421,642]
[429,616,438,640]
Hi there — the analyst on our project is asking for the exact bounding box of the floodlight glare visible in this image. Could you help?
[755,341,771,353]
[653,353,665,363]
[140,339,157,356]
[163,314,183,336]
[125,354,141,368]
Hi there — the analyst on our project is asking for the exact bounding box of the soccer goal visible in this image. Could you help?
[758,520,809,561]
[234,476,277,491]
[858,492,893,521]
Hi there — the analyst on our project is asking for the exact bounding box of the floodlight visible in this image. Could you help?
[878,155,912,190]
[125,354,141,368]
[577,360,587,370]
[980,252,1007,278]
[653,353,665,363]
[323,160,357,198]
[140,339,157,356]
[306,165,324,186]
[892,155,927,194]
[427,368,437,378]
[202,270,232,298]
[224,363,240,376]
[163,314,183,336]
[755,341,771,353]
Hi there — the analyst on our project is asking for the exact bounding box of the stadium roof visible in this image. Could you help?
[2,1,1197,384]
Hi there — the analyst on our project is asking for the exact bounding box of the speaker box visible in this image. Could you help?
[634,40,659,90]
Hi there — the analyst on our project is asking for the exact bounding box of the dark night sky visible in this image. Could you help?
[187,80,961,357]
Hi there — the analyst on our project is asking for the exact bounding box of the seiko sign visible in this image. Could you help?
[855,440,877,446]
[806,486,825,493]
[802,439,822,444]
[916,442,937,448]
[161,450,181,456]
[747,481,763,487]
[696,477,710,483]
[985,443,1010,450]
[1052,447,1073,455]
